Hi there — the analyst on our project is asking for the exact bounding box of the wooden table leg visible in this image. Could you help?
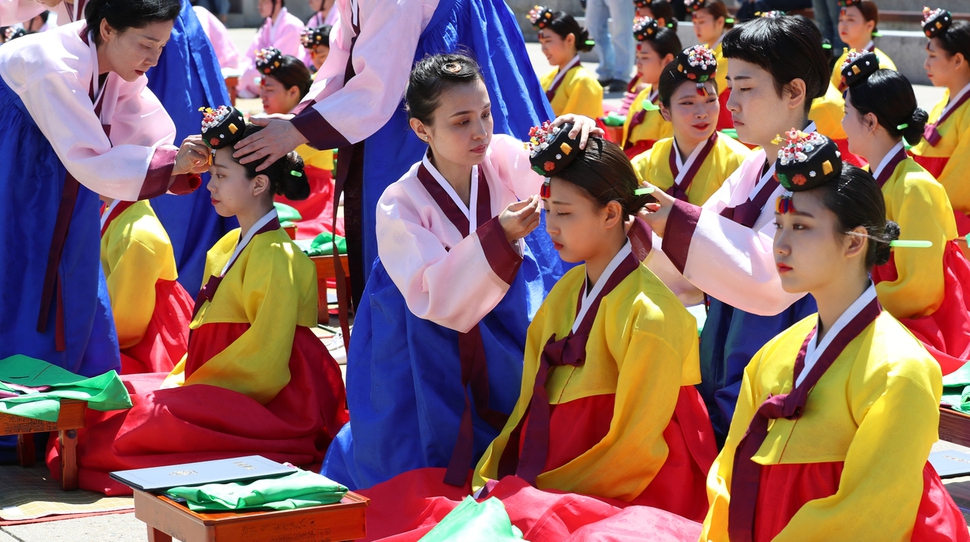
[16,434,35,467]
[146,525,173,542]
[60,429,78,491]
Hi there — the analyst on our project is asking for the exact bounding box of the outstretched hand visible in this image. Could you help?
[551,114,605,150]
[232,117,307,171]
[499,195,541,243]
[636,182,671,237]
[174,135,211,176]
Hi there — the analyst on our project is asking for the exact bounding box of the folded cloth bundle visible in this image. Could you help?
[166,470,348,512]
[419,496,523,542]
[294,231,347,257]
[942,362,970,412]
[0,355,132,422]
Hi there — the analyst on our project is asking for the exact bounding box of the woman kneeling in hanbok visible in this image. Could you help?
[701,131,969,541]
[48,108,348,496]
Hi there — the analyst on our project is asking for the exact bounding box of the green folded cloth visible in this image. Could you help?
[274,202,303,224]
[166,470,348,512]
[294,231,348,256]
[419,496,523,541]
[641,99,660,112]
[0,355,132,422]
[942,362,970,411]
[601,111,626,127]
[720,128,739,140]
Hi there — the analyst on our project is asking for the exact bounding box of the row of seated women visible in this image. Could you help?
[4,3,970,540]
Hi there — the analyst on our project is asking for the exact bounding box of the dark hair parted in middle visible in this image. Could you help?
[236,124,310,200]
[405,52,484,125]
[640,27,683,63]
[85,0,181,45]
[846,69,929,144]
[265,55,313,100]
[721,16,830,113]
[555,137,654,217]
[935,20,970,60]
[544,11,595,53]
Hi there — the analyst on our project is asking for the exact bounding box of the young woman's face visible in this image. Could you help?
[208,148,263,218]
[543,178,617,263]
[635,42,672,85]
[257,0,279,19]
[665,79,719,146]
[773,191,849,294]
[837,6,874,50]
[309,44,330,70]
[259,75,302,115]
[413,78,493,169]
[637,6,653,18]
[692,9,724,47]
[307,0,324,11]
[841,91,874,156]
[539,28,575,67]
[924,38,967,88]
[726,58,790,148]
[99,20,173,82]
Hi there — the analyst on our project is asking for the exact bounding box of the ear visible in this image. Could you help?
[603,200,624,230]
[863,111,879,132]
[864,19,875,34]
[251,173,271,197]
[662,53,675,66]
[659,101,672,122]
[565,32,576,49]
[99,18,114,43]
[286,85,300,102]
[954,52,966,71]
[409,117,430,143]
[784,78,807,112]
[844,225,868,260]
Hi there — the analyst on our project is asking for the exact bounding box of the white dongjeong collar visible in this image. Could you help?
[221,208,278,275]
[573,242,632,333]
[797,283,877,387]
[871,141,905,180]
[100,199,121,230]
[549,55,581,93]
[422,153,480,233]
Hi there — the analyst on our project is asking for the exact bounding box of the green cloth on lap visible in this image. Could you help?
[0,355,132,422]
[166,470,348,512]
[294,232,348,256]
[419,497,523,541]
[273,202,303,223]
[942,362,970,411]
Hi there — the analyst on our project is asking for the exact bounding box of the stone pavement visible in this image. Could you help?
[0,28,954,542]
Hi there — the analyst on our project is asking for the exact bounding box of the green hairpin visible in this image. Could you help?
[635,186,655,195]
[585,39,596,46]
[889,240,932,248]
[291,170,303,177]
[896,123,909,131]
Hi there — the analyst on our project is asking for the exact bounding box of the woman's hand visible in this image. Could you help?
[232,117,307,171]
[637,182,672,237]
[499,195,541,243]
[551,114,604,150]
[173,135,211,176]
[34,0,64,7]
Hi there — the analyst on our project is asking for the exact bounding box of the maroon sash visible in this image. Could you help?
[497,251,640,485]
[625,90,659,149]
[719,161,778,228]
[415,163,512,486]
[727,294,882,540]
[666,134,718,202]
[873,146,907,189]
[924,89,970,147]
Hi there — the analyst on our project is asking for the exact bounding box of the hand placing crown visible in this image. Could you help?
[528,5,554,30]
[633,16,660,41]
[774,129,842,192]
[255,47,284,75]
[200,105,246,149]
[684,0,703,14]
[839,50,879,88]
[922,7,952,38]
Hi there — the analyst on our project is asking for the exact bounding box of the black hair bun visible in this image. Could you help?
[278,152,310,200]
[633,16,660,41]
[676,45,717,83]
[775,129,843,191]
[200,105,246,149]
[684,0,703,14]
[876,220,900,266]
[528,5,554,30]
[301,26,330,48]
[922,7,952,38]
[4,27,26,41]
[528,121,581,177]
[840,50,879,88]
[255,47,283,75]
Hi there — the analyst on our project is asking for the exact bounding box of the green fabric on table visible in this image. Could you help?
[601,112,626,127]
[165,470,348,512]
[0,355,132,422]
[294,231,348,256]
[418,496,523,542]
[273,202,303,223]
[942,362,970,411]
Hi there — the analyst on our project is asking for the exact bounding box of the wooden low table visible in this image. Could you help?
[0,398,86,490]
[940,406,970,448]
[135,489,368,542]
